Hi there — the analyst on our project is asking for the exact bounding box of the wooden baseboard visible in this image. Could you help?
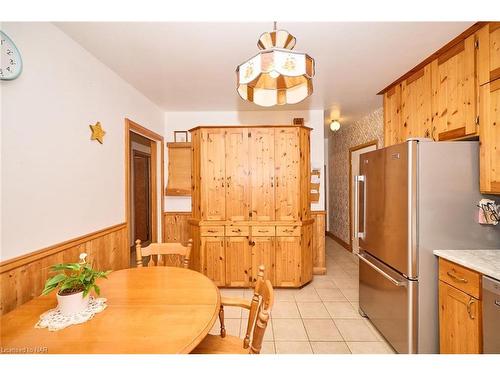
[326,231,352,252]
[0,223,128,315]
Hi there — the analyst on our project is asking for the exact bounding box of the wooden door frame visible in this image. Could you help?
[132,149,152,245]
[125,118,164,257]
[348,140,378,252]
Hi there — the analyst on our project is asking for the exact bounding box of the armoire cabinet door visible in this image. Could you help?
[275,236,301,287]
[200,129,226,220]
[479,79,500,194]
[439,281,481,354]
[477,22,500,86]
[251,236,275,285]
[383,85,402,146]
[431,35,477,140]
[225,237,251,287]
[250,128,275,221]
[401,64,432,140]
[201,237,225,286]
[275,128,300,221]
[225,128,250,221]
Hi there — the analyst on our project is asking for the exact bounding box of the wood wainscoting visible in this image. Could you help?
[163,212,191,243]
[0,223,127,316]
[311,211,326,275]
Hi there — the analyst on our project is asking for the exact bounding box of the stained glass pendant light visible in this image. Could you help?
[236,22,315,107]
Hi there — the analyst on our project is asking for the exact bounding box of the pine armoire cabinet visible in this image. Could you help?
[188,124,314,287]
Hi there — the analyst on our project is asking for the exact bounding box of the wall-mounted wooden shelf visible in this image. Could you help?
[166,142,192,197]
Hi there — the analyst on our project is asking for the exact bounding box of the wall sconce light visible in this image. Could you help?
[330,120,341,132]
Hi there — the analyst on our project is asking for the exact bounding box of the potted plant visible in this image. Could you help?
[41,253,111,316]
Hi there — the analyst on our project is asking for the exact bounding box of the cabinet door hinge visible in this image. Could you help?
[474,39,479,49]
[475,116,480,125]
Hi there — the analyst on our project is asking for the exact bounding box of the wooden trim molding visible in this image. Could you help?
[326,231,352,252]
[125,118,165,254]
[378,22,488,95]
[311,211,326,275]
[0,223,128,315]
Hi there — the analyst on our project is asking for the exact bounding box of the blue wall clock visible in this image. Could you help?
[1,30,23,80]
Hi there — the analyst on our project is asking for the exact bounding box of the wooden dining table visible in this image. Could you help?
[0,267,221,354]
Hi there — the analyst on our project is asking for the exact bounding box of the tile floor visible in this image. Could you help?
[212,237,396,354]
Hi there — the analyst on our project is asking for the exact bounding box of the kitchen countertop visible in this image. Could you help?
[433,249,500,281]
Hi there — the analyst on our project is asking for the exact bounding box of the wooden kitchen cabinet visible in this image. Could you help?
[275,236,301,287]
[251,236,275,285]
[249,128,275,221]
[190,124,314,287]
[479,78,500,194]
[275,127,301,221]
[477,22,500,86]
[431,34,477,140]
[225,236,251,287]
[383,84,402,146]
[201,236,226,286]
[200,128,226,220]
[225,128,250,221]
[438,258,482,354]
[401,64,433,140]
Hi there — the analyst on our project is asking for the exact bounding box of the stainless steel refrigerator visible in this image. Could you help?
[354,139,499,354]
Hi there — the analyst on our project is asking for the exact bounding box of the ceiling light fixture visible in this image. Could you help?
[330,120,341,132]
[236,22,315,107]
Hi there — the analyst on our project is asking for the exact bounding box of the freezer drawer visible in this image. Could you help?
[359,251,418,354]
[483,275,500,354]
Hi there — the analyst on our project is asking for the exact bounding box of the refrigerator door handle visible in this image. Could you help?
[357,253,407,287]
[354,175,366,240]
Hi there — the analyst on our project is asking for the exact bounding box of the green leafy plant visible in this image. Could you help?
[41,253,111,297]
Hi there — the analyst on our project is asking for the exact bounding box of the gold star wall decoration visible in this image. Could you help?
[89,121,106,144]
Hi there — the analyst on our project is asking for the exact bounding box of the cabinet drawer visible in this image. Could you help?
[276,225,301,236]
[225,225,249,237]
[200,226,225,237]
[439,258,481,299]
[252,226,275,236]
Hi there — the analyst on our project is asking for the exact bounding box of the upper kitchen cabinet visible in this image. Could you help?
[401,64,433,140]
[383,84,402,147]
[479,78,500,194]
[431,34,477,140]
[477,22,500,86]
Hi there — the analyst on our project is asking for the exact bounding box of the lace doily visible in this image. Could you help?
[35,297,107,331]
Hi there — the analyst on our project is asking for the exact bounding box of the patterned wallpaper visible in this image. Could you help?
[327,108,384,243]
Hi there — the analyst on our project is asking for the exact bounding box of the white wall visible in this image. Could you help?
[164,110,325,213]
[0,23,164,261]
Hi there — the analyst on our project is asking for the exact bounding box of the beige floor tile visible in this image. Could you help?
[332,278,358,289]
[311,279,337,289]
[221,306,242,318]
[219,288,244,298]
[311,341,351,354]
[210,318,241,337]
[273,319,308,341]
[275,341,313,354]
[364,319,386,342]
[260,341,276,354]
[334,319,378,342]
[294,287,321,302]
[316,288,348,302]
[324,301,362,319]
[297,302,330,318]
[274,289,297,302]
[303,319,343,341]
[340,288,359,302]
[271,301,301,318]
[346,341,394,354]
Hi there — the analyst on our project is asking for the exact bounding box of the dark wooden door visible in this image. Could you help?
[133,151,151,244]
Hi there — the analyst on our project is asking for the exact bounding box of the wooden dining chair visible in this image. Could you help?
[135,239,192,268]
[191,265,274,354]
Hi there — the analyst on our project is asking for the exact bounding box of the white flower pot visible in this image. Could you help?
[56,291,89,316]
